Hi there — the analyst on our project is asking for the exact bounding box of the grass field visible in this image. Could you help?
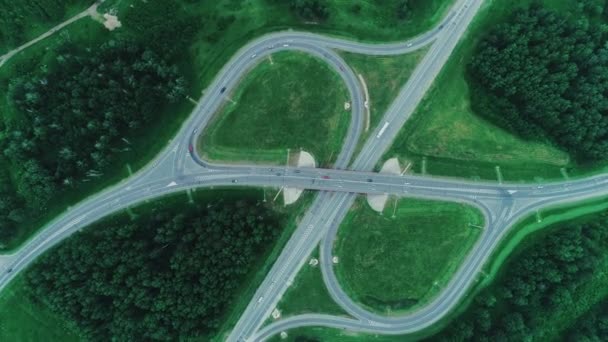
[334,197,483,314]
[200,52,349,166]
[0,0,93,54]
[269,248,347,324]
[268,194,608,342]
[342,48,429,157]
[0,276,81,341]
[381,0,608,182]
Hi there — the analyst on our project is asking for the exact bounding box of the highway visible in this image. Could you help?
[1,0,607,341]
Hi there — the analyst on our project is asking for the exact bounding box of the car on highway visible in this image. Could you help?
[188,144,193,153]
[7,268,12,273]
[220,87,226,93]
[407,43,413,47]
[251,53,257,58]
[367,178,373,182]
[232,179,238,183]
[322,175,330,179]
[294,170,301,173]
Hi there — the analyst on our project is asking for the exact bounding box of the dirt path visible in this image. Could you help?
[0,0,103,68]
[358,74,371,132]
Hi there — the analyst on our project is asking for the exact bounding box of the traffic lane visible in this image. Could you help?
[234,193,354,340]
[188,42,366,170]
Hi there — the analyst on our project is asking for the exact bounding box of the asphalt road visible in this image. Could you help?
[1,0,607,341]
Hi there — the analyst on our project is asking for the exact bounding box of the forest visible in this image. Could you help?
[24,193,285,340]
[284,0,419,22]
[469,3,608,161]
[0,0,92,52]
[0,39,186,247]
[429,210,608,340]
[564,297,608,340]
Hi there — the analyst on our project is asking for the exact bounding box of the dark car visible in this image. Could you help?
[220,87,226,94]
[7,268,12,273]
[294,170,301,173]
[231,179,238,183]
[367,178,373,182]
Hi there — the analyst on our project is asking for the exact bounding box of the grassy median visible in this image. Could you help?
[200,51,350,166]
[342,48,429,158]
[0,276,81,341]
[334,197,483,315]
[382,0,608,182]
[268,248,347,325]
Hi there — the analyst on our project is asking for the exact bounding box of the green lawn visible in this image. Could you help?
[382,0,608,182]
[334,197,483,315]
[341,48,429,158]
[269,248,347,325]
[0,0,93,54]
[200,51,350,166]
[0,276,81,341]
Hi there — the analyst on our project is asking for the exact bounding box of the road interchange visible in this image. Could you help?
[1,0,607,340]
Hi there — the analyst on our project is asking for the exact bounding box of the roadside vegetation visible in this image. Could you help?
[12,189,307,340]
[341,48,429,154]
[334,197,483,314]
[0,0,92,54]
[200,52,349,166]
[0,275,81,341]
[383,0,608,182]
[564,297,608,340]
[270,248,347,324]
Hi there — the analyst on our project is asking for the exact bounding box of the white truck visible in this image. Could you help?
[376,121,390,138]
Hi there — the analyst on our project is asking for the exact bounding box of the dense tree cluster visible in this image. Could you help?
[25,196,283,340]
[565,298,608,341]
[0,40,186,240]
[396,0,414,20]
[0,0,92,51]
[431,212,608,340]
[121,0,197,58]
[0,168,25,245]
[287,0,330,21]
[469,4,608,161]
